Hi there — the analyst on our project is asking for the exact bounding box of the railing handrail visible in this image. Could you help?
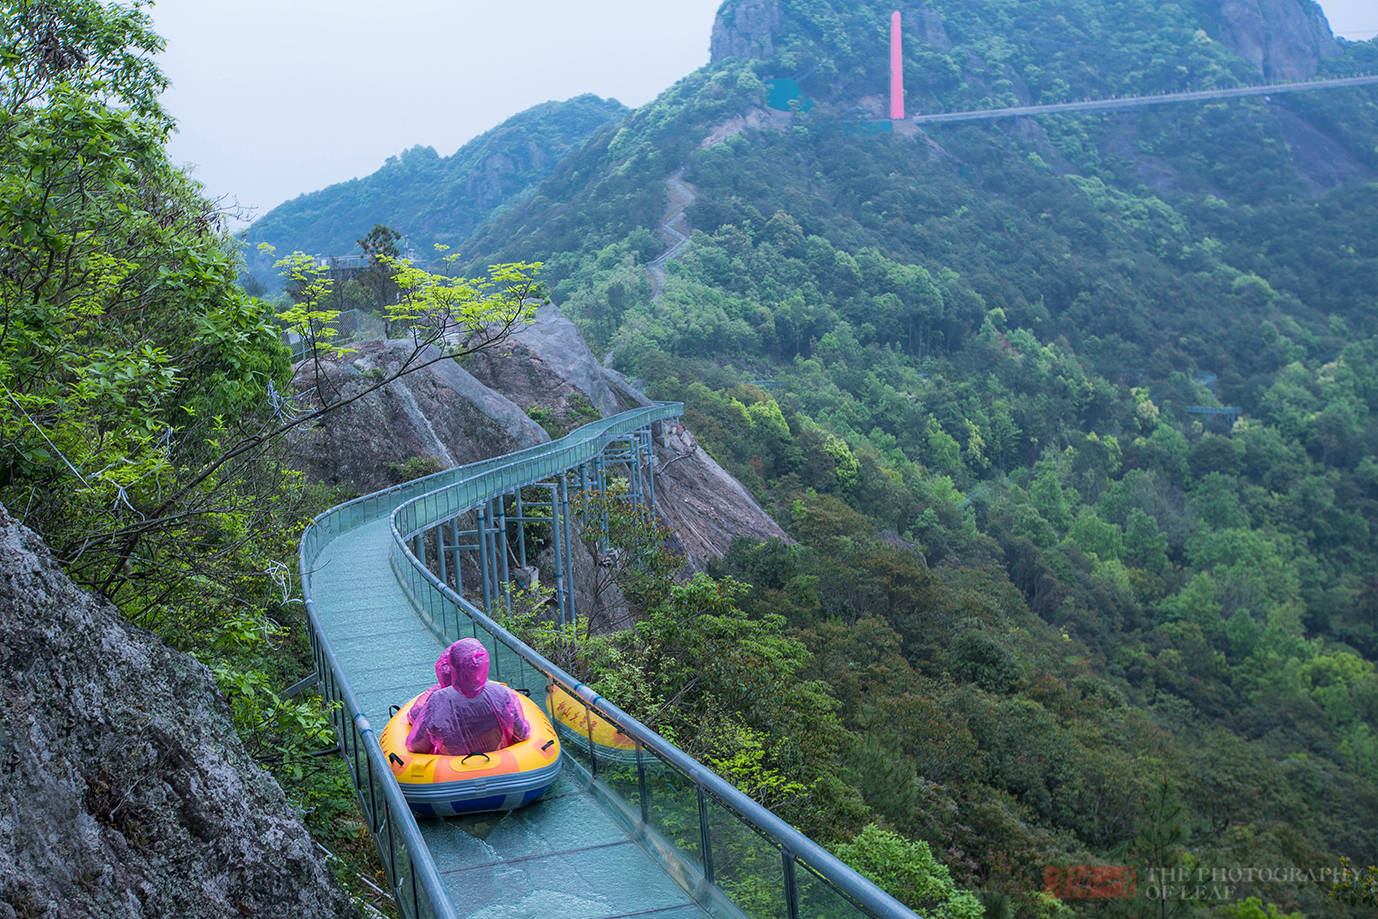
[300,539,459,919]
[389,403,679,538]
[297,402,681,919]
[387,406,917,919]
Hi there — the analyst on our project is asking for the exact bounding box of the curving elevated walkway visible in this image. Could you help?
[310,516,705,919]
[301,403,915,919]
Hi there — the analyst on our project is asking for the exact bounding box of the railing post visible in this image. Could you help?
[477,504,492,614]
[637,746,650,825]
[698,785,714,884]
[783,851,800,919]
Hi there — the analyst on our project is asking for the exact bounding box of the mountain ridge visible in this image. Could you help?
[438,3,1378,915]
[241,93,628,285]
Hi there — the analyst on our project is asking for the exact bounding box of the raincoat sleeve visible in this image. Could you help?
[505,687,530,744]
[407,649,456,724]
[405,705,438,754]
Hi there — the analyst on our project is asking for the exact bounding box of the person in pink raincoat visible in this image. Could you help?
[405,638,530,755]
[406,650,454,724]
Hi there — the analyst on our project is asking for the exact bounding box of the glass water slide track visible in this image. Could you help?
[299,403,917,919]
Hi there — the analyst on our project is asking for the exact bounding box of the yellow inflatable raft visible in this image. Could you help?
[546,684,643,765]
[379,689,561,817]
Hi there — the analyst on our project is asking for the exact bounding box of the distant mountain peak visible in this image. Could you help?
[1205,0,1341,80]
[711,0,782,62]
[241,94,627,286]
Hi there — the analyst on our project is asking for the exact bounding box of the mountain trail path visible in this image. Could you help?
[646,167,697,303]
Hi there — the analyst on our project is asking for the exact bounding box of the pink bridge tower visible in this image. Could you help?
[890,11,904,120]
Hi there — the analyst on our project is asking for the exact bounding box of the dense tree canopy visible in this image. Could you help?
[451,1,1378,916]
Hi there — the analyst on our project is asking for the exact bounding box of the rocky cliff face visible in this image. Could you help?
[712,0,1340,84]
[655,423,789,565]
[0,506,355,919]
[287,305,787,572]
[1204,0,1340,80]
[710,0,782,62]
[288,338,549,493]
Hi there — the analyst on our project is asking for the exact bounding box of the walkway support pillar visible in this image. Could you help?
[644,427,658,515]
[436,518,447,588]
[496,497,512,613]
[549,483,567,626]
[477,504,492,614]
[450,518,463,595]
[560,474,576,624]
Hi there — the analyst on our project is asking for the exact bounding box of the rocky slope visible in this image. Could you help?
[0,505,356,919]
[1206,0,1340,80]
[287,304,787,573]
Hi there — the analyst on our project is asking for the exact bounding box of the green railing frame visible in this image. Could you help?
[388,406,917,919]
[299,404,684,918]
[302,402,918,919]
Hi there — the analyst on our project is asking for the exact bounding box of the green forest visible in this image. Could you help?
[449,1,1378,916]
[6,0,1378,916]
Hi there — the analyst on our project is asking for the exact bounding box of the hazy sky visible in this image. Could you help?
[155,1,724,222]
[153,0,1376,223]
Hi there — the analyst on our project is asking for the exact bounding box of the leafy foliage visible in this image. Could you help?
[835,824,985,919]
[453,1,1378,916]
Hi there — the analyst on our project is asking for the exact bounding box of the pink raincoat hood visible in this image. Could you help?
[434,651,454,689]
[448,638,489,698]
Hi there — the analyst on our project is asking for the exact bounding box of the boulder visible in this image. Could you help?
[0,505,356,919]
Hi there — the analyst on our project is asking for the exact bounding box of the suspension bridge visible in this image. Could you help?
[299,405,915,919]
[909,72,1378,125]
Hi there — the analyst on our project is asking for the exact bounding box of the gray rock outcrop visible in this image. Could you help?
[1205,0,1340,80]
[471,304,625,417]
[286,305,787,571]
[0,505,356,919]
[656,423,788,565]
[710,0,782,62]
[289,338,550,494]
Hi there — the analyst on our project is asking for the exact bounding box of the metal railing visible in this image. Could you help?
[302,402,917,919]
[301,608,457,919]
[387,408,917,919]
[297,403,683,918]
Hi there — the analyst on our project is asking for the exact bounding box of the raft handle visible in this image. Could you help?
[388,752,404,767]
[389,704,401,717]
[461,752,491,764]
[541,740,555,752]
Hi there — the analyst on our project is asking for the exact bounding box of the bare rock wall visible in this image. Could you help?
[0,506,356,919]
